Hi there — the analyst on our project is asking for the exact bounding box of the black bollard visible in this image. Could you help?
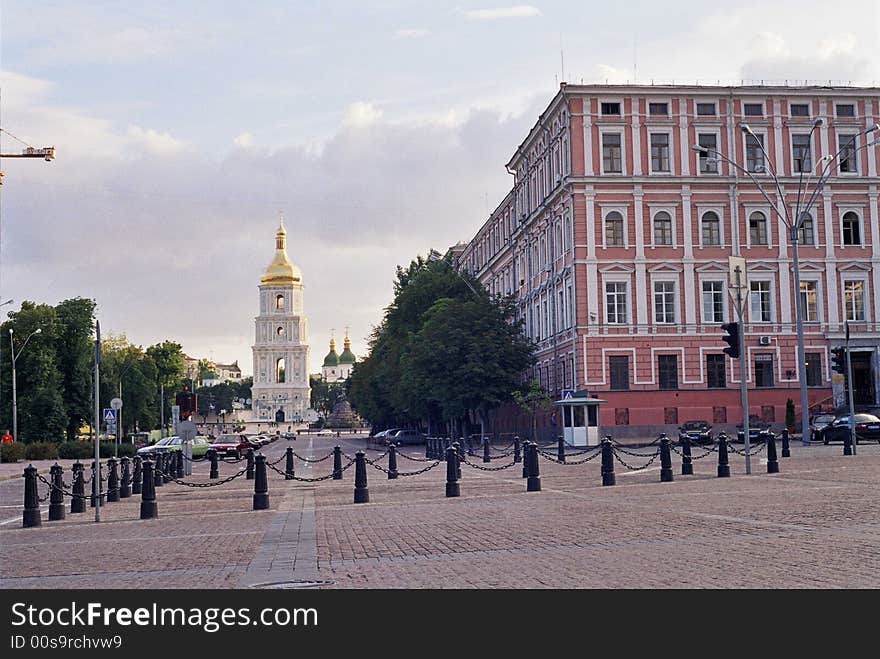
[91,460,106,506]
[353,451,369,504]
[513,436,521,464]
[120,457,131,499]
[601,436,616,486]
[140,460,158,520]
[453,441,463,480]
[766,432,779,474]
[843,431,853,456]
[445,446,460,497]
[208,448,219,479]
[332,446,343,480]
[483,436,491,463]
[387,444,398,480]
[153,454,164,488]
[107,457,120,502]
[162,453,172,483]
[48,463,66,521]
[781,428,791,458]
[253,454,269,510]
[680,433,693,476]
[659,434,673,482]
[175,451,184,479]
[522,441,530,478]
[526,443,542,492]
[246,448,255,479]
[71,462,86,514]
[717,433,730,477]
[131,456,142,495]
[285,446,295,480]
[557,436,566,463]
[22,464,42,528]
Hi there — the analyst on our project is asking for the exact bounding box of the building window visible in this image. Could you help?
[790,103,810,117]
[605,282,628,324]
[602,133,622,173]
[798,213,815,245]
[650,133,670,172]
[749,211,768,245]
[842,211,861,245]
[653,211,673,245]
[799,281,818,322]
[698,133,718,173]
[276,326,285,336]
[836,104,855,117]
[604,211,624,246]
[601,102,621,115]
[275,294,284,310]
[843,280,865,321]
[746,133,765,172]
[749,281,772,322]
[838,134,857,173]
[609,355,629,390]
[791,134,812,173]
[805,353,822,387]
[743,103,764,116]
[649,102,668,116]
[702,281,724,323]
[754,355,774,387]
[653,281,676,324]
[701,211,721,245]
[276,358,286,383]
[696,102,716,116]
[706,354,726,388]
[657,355,679,390]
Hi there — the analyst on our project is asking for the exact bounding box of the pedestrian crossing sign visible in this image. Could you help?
[561,389,574,400]
[103,408,116,423]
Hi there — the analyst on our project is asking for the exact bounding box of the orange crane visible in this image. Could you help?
[0,128,55,185]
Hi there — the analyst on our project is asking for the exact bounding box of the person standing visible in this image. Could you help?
[1,429,12,443]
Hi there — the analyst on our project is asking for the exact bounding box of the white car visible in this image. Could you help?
[315,429,335,436]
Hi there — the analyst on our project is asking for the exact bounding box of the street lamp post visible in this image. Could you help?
[692,121,879,447]
[9,327,41,442]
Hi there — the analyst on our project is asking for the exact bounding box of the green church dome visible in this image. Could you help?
[323,338,339,367]
[338,334,356,365]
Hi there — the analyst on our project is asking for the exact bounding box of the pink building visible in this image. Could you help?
[460,83,880,437]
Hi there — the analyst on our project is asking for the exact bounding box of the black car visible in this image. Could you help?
[808,413,836,442]
[817,414,880,444]
[679,420,713,444]
[735,415,771,442]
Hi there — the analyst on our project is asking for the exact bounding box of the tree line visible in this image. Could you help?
[348,253,536,436]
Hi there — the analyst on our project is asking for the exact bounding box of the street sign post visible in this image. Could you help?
[561,389,574,400]
[178,420,197,476]
[728,258,750,474]
[109,398,123,456]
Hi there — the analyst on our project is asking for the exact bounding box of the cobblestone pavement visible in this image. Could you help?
[2,437,878,588]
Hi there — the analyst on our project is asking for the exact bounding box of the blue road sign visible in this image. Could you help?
[103,408,116,423]
[561,389,575,400]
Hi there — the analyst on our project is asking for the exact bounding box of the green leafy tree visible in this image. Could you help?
[513,380,553,440]
[145,341,185,431]
[53,297,96,440]
[309,376,342,417]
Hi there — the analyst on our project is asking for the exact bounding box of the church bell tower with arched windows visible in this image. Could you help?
[251,218,310,423]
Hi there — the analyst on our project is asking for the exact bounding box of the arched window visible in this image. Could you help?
[749,211,768,245]
[276,326,285,336]
[653,211,673,245]
[797,213,815,246]
[842,211,861,245]
[701,211,720,246]
[276,358,286,383]
[275,294,284,310]
[604,211,624,246]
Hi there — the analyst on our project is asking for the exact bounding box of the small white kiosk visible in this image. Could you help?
[555,390,606,447]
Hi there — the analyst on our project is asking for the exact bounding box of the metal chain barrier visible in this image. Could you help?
[613,445,665,458]
[154,464,249,488]
[347,450,388,463]
[670,444,715,460]
[727,442,768,456]
[292,451,333,463]
[537,447,603,465]
[365,459,441,477]
[267,459,355,482]
[395,450,433,462]
[610,447,660,471]
[461,456,518,472]
[36,473,90,500]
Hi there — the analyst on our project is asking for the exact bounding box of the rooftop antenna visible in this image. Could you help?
[560,32,565,83]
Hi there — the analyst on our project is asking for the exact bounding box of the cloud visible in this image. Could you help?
[394,28,430,39]
[462,5,542,20]
[739,32,870,84]
[126,125,186,156]
[234,132,255,148]
[342,101,384,127]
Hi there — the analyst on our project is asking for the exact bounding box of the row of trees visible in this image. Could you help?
[348,253,536,435]
[0,298,200,442]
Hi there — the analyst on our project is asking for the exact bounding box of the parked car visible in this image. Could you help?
[678,420,713,444]
[248,435,270,448]
[135,436,210,457]
[385,429,425,446]
[209,434,251,459]
[136,436,176,457]
[372,428,400,440]
[809,413,836,442]
[735,416,771,442]
[816,414,880,445]
[315,429,335,436]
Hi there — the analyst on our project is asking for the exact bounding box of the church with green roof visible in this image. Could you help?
[322,329,356,383]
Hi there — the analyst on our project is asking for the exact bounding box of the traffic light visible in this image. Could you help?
[721,322,740,359]
[831,347,847,374]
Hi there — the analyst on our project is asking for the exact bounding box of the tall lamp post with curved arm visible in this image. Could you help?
[9,326,42,442]
[693,121,880,447]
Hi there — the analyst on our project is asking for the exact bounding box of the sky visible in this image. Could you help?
[1,1,878,375]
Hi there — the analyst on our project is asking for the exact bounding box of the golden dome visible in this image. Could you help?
[260,219,302,284]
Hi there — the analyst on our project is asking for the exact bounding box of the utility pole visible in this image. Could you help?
[845,322,856,455]
[94,320,101,523]
[734,265,750,475]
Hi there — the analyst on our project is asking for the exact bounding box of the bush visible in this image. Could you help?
[0,441,26,463]
[58,441,94,460]
[785,399,796,431]
[24,442,59,461]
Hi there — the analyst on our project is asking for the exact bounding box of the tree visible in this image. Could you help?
[99,334,157,436]
[513,380,553,440]
[53,298,96,440]
[197,358,216,385]
[145,341,185,431]
[309,375,342,418]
